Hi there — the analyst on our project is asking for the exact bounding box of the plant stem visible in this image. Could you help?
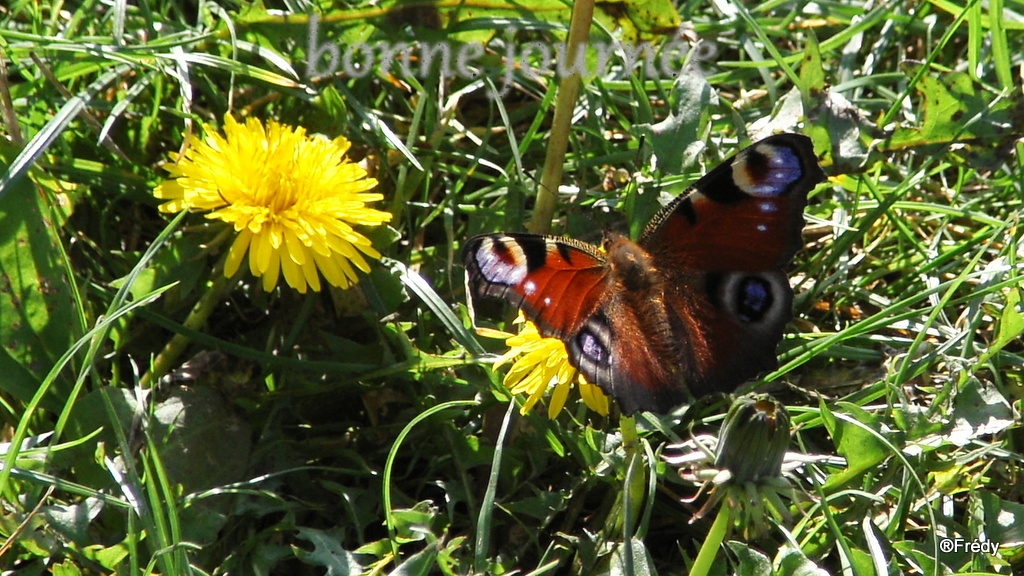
[529,0,595,235]
[691,503,730,576]
[140,270,235,388]
[620,414,643,575]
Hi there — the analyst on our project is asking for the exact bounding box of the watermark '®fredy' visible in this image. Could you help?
[306,15,711,96]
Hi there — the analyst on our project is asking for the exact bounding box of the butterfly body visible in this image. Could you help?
[463,134,825,414]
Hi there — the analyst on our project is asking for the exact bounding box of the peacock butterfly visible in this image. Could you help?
[462,134,826,415]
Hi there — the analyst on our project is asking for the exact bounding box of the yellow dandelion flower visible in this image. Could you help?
[154,115,392,293]
[495,315,610,418]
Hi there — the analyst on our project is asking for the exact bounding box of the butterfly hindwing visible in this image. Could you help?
[567,267,690,414]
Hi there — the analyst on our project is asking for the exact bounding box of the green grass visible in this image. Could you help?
[2,0,1023,574]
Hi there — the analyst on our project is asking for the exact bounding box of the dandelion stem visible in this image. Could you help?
[620,415,645,536]
[691,503,729,576]
[140,267,235,388]
[619,414,642,573]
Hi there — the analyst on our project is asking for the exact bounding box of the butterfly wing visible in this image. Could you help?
[637,133,825,398]
[462,233,610,338]
[641,133,821,270]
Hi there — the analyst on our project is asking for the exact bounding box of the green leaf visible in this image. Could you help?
[798,32,826,95]
[948,377,1013,446]
[0,512,54,558]
[150,387,252,493]
[979,491,1024,546]
[820,399,890,488]
[50,560,83,576]
[293,527,365,576]
[595,0,682,43]
[58,387,140,492]
[501,492,566,522]
[109,230,208,316]
[80,543,130,571]
[801,34,870,173]
[846,546,878,576]
[448,432,494,468]
[40,497,105,545]
[887,64,1023,150]
[633,69,715,175]
[984,287,1024,361]
[725,541,772,575]
[609,537,656,576]
[391,501,440,544]
[0,175,80,411]
[391,541,440,576]
[775,545,829,576]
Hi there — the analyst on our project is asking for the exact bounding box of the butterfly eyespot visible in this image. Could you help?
[578,331,609,364]
[474,237,528,286]
[708,271,789,327]
[574,316,614,366]
[733,145,803,198]
[734,276,774,323]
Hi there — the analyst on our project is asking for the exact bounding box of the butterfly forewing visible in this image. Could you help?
[462,234,610,338]
[641,133,823,271]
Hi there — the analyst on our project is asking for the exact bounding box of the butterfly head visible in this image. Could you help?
[604,233,657,291]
